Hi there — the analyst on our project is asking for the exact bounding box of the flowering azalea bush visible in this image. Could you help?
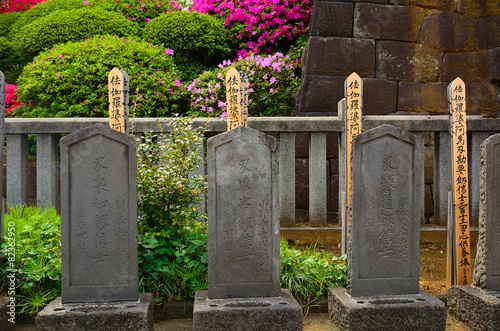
[0,0,47,13]
[14,35,189,118]
[190,0,312,57]
[5,84,23,114]
[187,51,300,118]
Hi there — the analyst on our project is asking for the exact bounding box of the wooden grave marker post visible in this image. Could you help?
[240,70,249,127]
[342,72,363,254]
[226,68,241,131]
[448,77,472,286]
[108,67,129,134]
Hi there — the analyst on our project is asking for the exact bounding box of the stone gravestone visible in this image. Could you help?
[329,124,446,331]
[36,124,153,331]
[108,67,129,134]
[193,126,302,331]
[447,132,500,330]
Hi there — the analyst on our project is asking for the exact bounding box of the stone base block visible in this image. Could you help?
[447,285,500,330]
[35,293,153,331]
[0,297,15,331]
[193,288,303,331]
[328,287,446,331]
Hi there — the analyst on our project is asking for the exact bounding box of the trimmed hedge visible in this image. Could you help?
[0,11,22,37]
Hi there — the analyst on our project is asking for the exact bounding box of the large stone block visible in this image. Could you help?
[296,75,345,113]
[390,0,455,11]
[466,81,500,114]
[354,4,424,41]
[310,1,353,37]
[478,16,500,50]
[35,293,153,331]
[457,0,500,18]
[193,289,303,331]
[418,11,477,52]
[398,82,448,114]
[440,52,488,83]
[329,287,447,331]
[376,41,443,82]
[489,47,500,84]
[447,285,500,330]
[302,36,375,77]
[362,78,398,115]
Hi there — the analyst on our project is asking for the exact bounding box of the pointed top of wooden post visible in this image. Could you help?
[226,67,242,131]
[108,67,129,134]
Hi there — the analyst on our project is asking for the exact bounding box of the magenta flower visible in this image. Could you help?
[221,111,227,118]
[175,80,181,87]
[56,73,60,77]
[83,0,89,5]
[59,54,64,58]
[165,48,174,55]
[269,77,276,84]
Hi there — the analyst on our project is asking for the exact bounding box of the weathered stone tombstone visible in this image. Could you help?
[447,132,500,330]
[36,124,152,331]
[108,67,129,134]
[193,126,302,331]
[329,124,446,331]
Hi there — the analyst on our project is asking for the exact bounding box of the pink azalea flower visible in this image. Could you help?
[175,80,181,87]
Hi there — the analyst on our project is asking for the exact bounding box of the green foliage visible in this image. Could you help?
[9,0,84,36]
[16,8,142,59]
[14,35,189,118]
[135,116,208,303]
[0,11,22,37]
[0,37,24,83]
[280,238,347,312]
[0,205,61,316]
[143,11,235,81]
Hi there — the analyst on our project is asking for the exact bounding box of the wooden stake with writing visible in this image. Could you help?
[448,77,471,285]
[108,67,129,134]
[226,68,242,131]
[240,71,249,127]
[344,72,363,242]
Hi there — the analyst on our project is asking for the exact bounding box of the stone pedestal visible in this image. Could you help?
[0,297,14,331]
[35,293,153,331]
[447,285,500,331]
[193,289,303,331]
[328,287,446,331]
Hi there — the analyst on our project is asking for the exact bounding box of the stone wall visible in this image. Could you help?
[295,0,500,224]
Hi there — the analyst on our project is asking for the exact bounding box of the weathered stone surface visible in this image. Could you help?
[398,82,448,114]
[457,0,500,18]
[440,52,488,83]
[418,11,477,52]
[447,285,500,330]
[302,37,375,77]
[466,81,500,114]
[35,293,153,331]
[60,124,138,303]
[207,126,280,299]
[362,78,398,115]
[472,133,500,290]
[376,41,443,82]
[193,289,303,331]
[310,1,353,37]
[329,287,447,331]
[0,297,14,331]
[489,47,500,84]
[390,0,455,11]
[478,16,500,50]
[354,4,424,41]
[296,75,345,113]
[348,124,422,297]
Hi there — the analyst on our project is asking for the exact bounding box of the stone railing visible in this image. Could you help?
[5,116,500,240]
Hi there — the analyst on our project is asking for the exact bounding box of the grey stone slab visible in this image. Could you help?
[35,293,153,331]
[36,133,59,210]
[60,124,138,303]
[6,134,28,207]
[348,124,422,297]
[328,287,446,331]
[434,131,452,226]
[309,132,327,226]
[193,289,303,331]
[447,285,500,331]
[469,132,488,228]
[207,126,280,299]
[473,133,500,291]
[0,297,15,331]
[279,132,295,227]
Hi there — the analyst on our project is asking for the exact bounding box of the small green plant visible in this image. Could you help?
[135,116,208,304]
[0,205,61,316]
[280,238,347,313]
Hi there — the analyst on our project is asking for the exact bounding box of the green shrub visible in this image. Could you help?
[0,11,22,37]
[14,35,189,118]
[0,205,61,316]
[143,11,235,81]
[187,51,301,118]
[280,238,348,312]
[9,0,84,36]
[135,116,208,303]
[16,8,142,59]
